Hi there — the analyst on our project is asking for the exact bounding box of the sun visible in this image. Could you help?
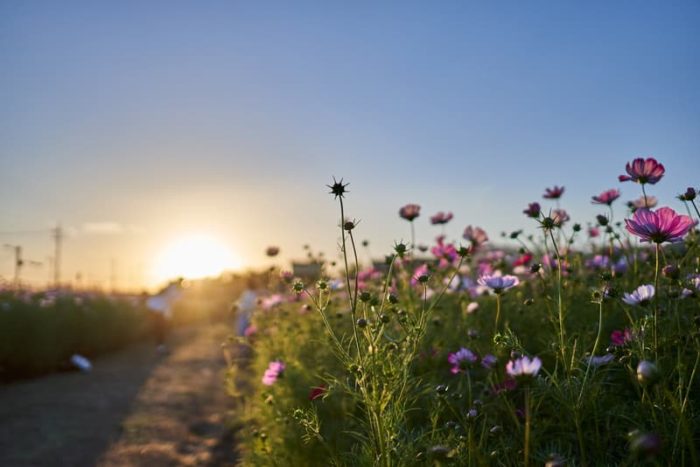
[151,233,241,284]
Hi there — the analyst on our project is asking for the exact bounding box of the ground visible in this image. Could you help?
[0,323,238,467]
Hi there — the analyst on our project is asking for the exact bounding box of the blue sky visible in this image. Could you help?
[1,1,699,289]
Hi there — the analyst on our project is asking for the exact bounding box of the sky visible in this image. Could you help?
[1,1,699,290]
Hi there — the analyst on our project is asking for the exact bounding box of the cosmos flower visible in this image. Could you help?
[543,186,565,200]
[399,204,421,221]
[588,226,600,238]
[523,202,541,218]
[678,187,697,202]
[477,274,519,294]
[262,360,285,386]
[506,355,542,378]
[622,284,655,306]
[619,157,665,184]
[448,347,478,374]
[584,353,615,367]
[308,385,327,401]
[551,209,570,227]
[430,211,454,225]
[630,195,657,210]
[610,328,634,346]
[625,207,696,243]
[463,225,488,249]
[592,189,621,206]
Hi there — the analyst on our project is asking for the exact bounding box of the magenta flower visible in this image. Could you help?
[430,211,453,225]
[523,202,541,218]
[543,185,565,200]
[592,189,621,206]
[431,236,458,268]
[410,263,429,286]
[625,207,696,243]
[448,347,478,374]
[477,274,519,294]
[399,204,421,221]
[622,284,655,306]
[619,157,665,184]
[610,328,634,346]
[463,225,488,249]
[588,226,600,238]
[262,360,285,386]
[506,355,542,378]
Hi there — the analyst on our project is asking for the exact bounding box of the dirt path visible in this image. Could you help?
[0,322,237,467]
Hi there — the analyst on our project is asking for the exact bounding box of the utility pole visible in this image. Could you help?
[52,224,62,288]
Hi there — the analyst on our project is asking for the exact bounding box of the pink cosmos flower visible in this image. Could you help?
[523,202,541,218]
[631,195,657,210]
[625,207,696,243]
[431,237,458,268]
[410,264,429,286]
[610,328,634,346]
[430,211,453,225]
[513,253,533,267]
[543,186,565,200]
[588,226,600,238]
[551,209,570,227]
[463,225,488,249]
[262,360,285,386]
[477,274,519,294]
[622,284,655,306]
[399,204,421,221]
[448,347,478,374]
[592,189,621,206]
[506,356,542,378]
[619,157,665,184]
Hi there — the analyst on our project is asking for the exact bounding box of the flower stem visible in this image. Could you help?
[338,196,362,360]
[524,386,531,467]
[654,242,660,360]
[642,184,649,208]
[549,229,567,370]
[494,293,501,335]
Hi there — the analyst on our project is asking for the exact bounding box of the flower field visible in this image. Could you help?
[226,158,700,466]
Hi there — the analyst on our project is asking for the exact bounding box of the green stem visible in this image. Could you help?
[494,293,501,335]
[654,242,660,360]
[549,229,567,370]
[524,387,531,467]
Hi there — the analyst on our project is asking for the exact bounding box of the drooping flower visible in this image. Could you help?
[543,186,565,200]
[619,157,665,184]
[523,202,541,218]
[463,225,488,249]
[506,355,542,378]
[448,347,478,374]
[430,211,453,225]
[624,207,696,243]
[399,204,421,221]
[477,274,519,294]
[622,284,655,306]
[262,360,285,386]
[592,189,621,206]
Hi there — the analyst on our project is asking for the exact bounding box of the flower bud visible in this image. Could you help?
[636,360,659,386]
